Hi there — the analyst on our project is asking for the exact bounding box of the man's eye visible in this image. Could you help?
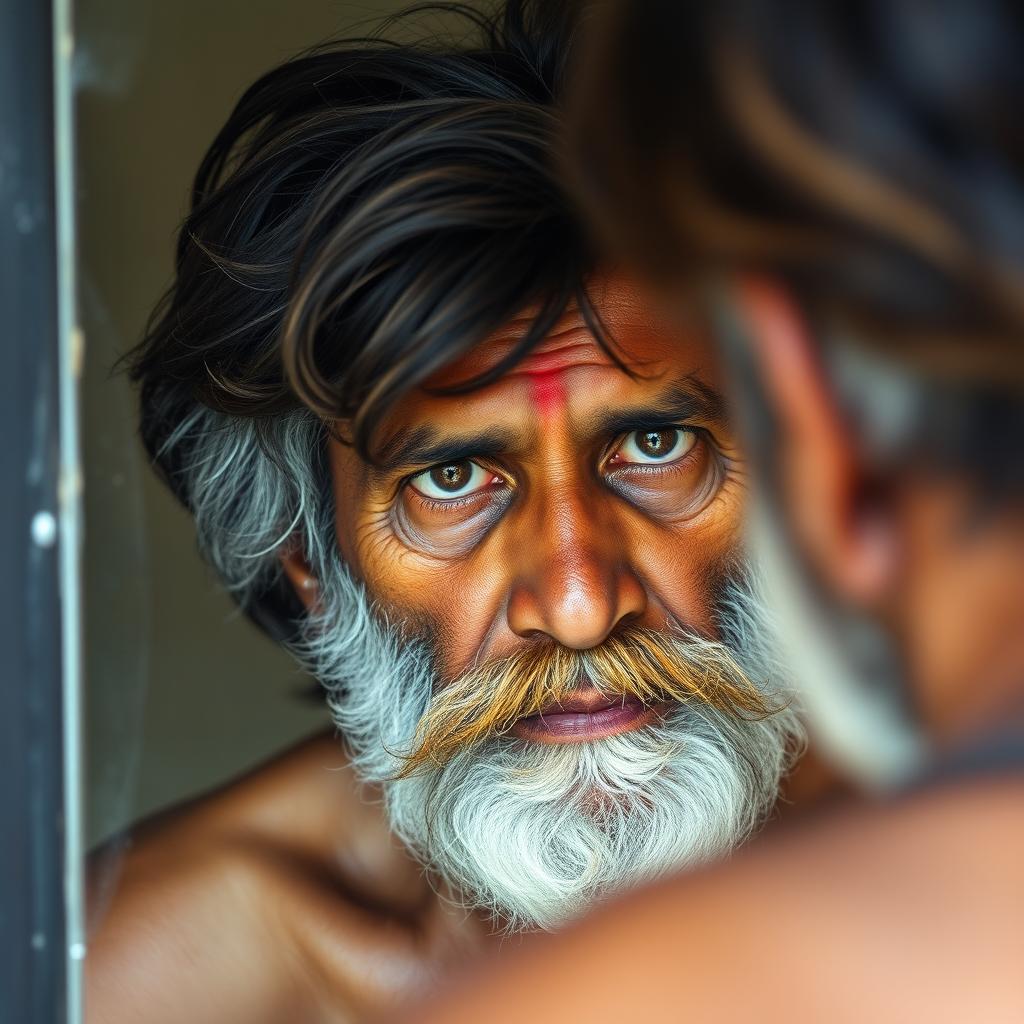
[409,460,495,500]
[615,428,695,465]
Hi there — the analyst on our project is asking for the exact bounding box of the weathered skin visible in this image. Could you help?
[86,278,834,1024]
[309,277,747,674]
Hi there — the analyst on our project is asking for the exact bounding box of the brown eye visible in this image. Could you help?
[431,462,471,491]
[410,460,492,499]
[617,428,694,464]
[638,430,673,457]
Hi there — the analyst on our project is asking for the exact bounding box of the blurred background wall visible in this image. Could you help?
[77,0,451,846]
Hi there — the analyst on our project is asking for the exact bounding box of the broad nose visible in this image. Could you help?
[505,484,647,649]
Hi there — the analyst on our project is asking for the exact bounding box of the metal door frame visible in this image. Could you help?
[0,0,82,1020]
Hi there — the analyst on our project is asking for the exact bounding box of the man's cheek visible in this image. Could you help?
[635,532,741,636]
[362,554,508,678]
[427,570,514,676]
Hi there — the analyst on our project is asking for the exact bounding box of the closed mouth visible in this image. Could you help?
[508,687,665,743]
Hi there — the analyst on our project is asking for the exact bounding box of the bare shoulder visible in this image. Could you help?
[87,732,436,1024]
[643,779,1024,1021]
[131,730,380,850]
[99,730,425,901]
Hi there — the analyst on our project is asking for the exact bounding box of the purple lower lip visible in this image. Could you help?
[509,697,657,743]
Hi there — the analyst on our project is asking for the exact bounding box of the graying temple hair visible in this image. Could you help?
[160,406,445,804]
[160,403,431,766]
[161,406,330,604]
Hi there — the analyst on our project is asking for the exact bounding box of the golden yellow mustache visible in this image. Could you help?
[397,628,779,778]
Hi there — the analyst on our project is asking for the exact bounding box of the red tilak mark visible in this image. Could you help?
[525,368,566,418]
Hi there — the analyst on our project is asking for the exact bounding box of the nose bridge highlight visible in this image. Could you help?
[507,479,645,648]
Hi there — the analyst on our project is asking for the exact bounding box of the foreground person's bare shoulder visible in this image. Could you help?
[86,731,438,1024]
[408,779,1024,1024]
[654,778,1024,1022]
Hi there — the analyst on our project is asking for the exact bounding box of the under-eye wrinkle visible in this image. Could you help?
[603,431,725,522]
[391,479,515,558]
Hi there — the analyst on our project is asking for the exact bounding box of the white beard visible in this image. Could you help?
[295,552,802,931]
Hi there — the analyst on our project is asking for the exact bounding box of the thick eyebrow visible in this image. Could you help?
[589,377,728,437]
[372,425,515,474]
[371,377,725,474]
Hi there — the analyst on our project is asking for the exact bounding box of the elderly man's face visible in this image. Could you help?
[310,276,796,929]
[330,276,745,730]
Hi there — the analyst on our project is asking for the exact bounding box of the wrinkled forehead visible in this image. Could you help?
[361,277,720,459]
[426,276,708,391]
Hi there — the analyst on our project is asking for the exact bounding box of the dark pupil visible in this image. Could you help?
[637,429,677,458]
[430,461,471,492]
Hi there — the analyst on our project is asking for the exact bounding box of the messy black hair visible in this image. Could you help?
[130,0,599,468]
[127,0,599,639]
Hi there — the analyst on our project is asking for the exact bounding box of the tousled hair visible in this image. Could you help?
[127,1,601,638]
[572,0,1024,496]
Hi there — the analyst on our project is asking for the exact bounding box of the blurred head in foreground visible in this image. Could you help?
[573,0,1024,787]
[128,1,801,930]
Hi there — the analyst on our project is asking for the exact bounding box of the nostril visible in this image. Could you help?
[517,627,550,643]
[615,607,644,631]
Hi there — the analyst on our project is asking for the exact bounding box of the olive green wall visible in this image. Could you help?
[78,0,447,845]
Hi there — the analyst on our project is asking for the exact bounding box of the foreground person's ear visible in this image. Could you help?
[279,547,319,611]
[731,276,898,608]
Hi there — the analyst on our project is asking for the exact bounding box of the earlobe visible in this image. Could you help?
[731,275,897,607]
[279,546,319,611]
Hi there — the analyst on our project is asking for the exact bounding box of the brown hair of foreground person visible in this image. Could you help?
[396,1,1024,1021]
